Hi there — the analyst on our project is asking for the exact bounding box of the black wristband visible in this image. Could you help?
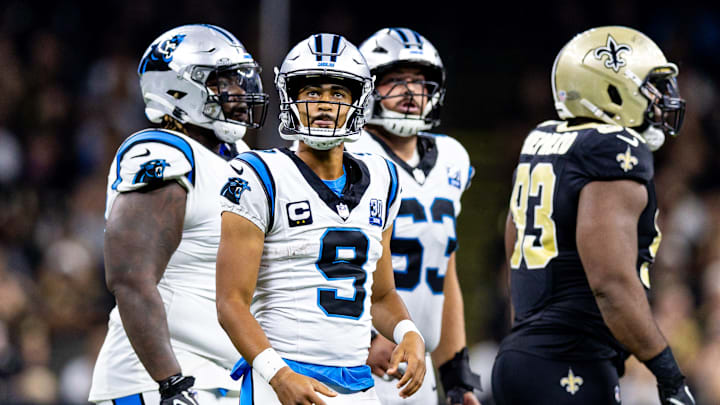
[438,347,482,393]
[643,346,684,388]
[370,329,378,341]
[158,373,195,399]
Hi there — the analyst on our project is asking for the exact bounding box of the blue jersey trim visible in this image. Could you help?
[385,159,399,224]
[285,359,373,394]
[237,151,276,231]
[113,393,143,405]
[239,362,253,405]
[232,357,373,395]
[111,130,195,191]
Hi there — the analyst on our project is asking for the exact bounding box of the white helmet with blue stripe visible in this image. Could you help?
[138,24,269,143]
[359,28,446,136]
[275,33,373,150]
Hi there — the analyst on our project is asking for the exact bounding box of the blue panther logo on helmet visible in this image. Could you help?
[138,34,186,74]
[133,159,170,184]
[221,177,251,204]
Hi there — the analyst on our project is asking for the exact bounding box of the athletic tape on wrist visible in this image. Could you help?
[253,348,287,384]
[393,319,424,345]
[643,346,684,387]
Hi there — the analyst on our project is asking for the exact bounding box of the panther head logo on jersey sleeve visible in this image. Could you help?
[552,26,685,151]
[359,28,446,136]
[133,159,170,184]
[138,24,269,144]
[275,33,373,150]
[221,177,251,204]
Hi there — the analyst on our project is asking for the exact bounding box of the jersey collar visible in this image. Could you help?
[279,148,370,220]
[366,131,438,184]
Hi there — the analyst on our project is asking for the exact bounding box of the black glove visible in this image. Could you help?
[445,386,470,404]
[658,380,695,405]
[158,374,199,405]
[438,347,482,404]
[644,347,695,405]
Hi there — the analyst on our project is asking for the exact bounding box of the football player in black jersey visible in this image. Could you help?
[491,26,694,405]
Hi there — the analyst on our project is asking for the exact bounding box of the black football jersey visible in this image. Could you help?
[499,121,661,362]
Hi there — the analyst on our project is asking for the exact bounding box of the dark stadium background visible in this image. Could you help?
[1,0,720,403]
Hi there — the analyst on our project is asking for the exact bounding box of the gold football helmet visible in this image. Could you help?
[552,26,685,149]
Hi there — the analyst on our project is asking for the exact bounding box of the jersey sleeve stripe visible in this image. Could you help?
[384,159,399,224]
[237,152,276,231]
[111,130,195,190]
[466,165,475,190]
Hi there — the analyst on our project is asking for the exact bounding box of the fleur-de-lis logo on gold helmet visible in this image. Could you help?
[560,368,584,395]
[594,34,632,72]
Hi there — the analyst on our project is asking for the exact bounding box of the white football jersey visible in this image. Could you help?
[219,148,401,367]
[90,129,246,401]
[345,130,473,352]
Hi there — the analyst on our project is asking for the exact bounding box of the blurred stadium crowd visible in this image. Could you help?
[1,1,720,404]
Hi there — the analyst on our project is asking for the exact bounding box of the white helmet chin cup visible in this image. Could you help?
[212,121,248,143]
[641,125,666,152]
[367,101,433,137]
[299,136,346,151]
[279,122,362,151]
[144,107,166,124]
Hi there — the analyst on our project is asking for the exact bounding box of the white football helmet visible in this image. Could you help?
[359,28,446,137]
[275,33,373,150]
[138,24,269,143]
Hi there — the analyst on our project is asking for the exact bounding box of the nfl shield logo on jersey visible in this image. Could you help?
[447,166,462,189]
[369,199,383,227]
[336,202,350,220]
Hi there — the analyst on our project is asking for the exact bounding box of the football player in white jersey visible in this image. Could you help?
[89,24,268,405]
[216,33,426,405]
[344,28,482,405]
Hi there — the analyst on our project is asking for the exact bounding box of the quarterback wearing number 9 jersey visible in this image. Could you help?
[492,26,694,405]
[216,34,426,405]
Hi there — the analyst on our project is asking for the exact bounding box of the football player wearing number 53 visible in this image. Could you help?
[492,26,694,405]
[345,28,481,405]
[216,33,425,405]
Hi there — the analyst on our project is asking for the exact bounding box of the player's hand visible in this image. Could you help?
[445,388,481,405]
[367,333,396,378]
[658,381,695,405]
[387,331,426,398]
[158,374,199,405]
[269,366,337,405]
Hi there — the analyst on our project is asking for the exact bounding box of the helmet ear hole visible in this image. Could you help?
[166,90,187,99]
[607,84,622,106]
